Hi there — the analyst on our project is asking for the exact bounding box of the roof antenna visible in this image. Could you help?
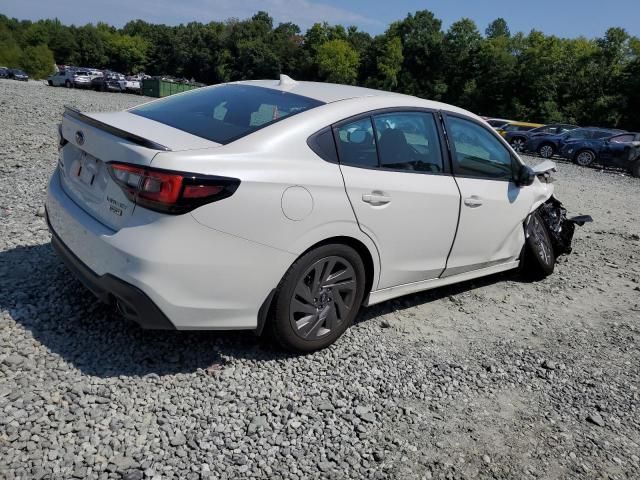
[279,74,296,86]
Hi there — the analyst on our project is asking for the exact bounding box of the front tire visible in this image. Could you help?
[574,149,596,167]
[271,244,366,352]
[538,143,555,159]
[65,80,71,88]
[630,160,640,178]
[522,212,555,280]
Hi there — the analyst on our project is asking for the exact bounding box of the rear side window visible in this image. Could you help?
[447,116,514,181]
[610,134,635,143]
[335,117,378,168]
[131,84,324,144]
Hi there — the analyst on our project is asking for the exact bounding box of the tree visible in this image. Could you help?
[442,19,483,105]
[0,38,22,67]
[19,44,55,78]
[388,10,446,99]
[316,39,359,84]
[105,33,148,73]
[486,18,511,39]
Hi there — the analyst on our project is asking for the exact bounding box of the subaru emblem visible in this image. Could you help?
[75,130,85,145]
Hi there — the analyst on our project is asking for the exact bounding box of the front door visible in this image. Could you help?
[336,111,460,289]
[442,114,535,276]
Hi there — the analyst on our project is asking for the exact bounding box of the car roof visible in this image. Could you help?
[504,121,544,127]
[223,78,483,122]
[233,79,416,104]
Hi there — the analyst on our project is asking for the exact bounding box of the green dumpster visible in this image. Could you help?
[142,78,200,98]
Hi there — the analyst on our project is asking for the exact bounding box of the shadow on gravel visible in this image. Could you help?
[357,269,521,325]
[0,242,298,378]
[1,242,529,377]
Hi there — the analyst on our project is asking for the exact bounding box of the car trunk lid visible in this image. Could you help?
[58,107,220,231]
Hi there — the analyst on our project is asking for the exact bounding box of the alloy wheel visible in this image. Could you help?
[289,256,357,340]
[575,151,595,167]
[539,145,554,158]
[511,138,525,152]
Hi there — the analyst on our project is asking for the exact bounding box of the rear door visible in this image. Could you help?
[601,134,636,167]
[442,113,535,276]
[336,110,460,289]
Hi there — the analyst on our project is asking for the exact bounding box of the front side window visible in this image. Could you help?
[335,117,377,168]
[131,84,324,144]
[447,116,514,181]
[591,130,615,139]
[373,112,443,172]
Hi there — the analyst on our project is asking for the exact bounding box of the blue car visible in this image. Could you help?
[559,132,640,176]
[523,127,623,159]
[504,123,577,152]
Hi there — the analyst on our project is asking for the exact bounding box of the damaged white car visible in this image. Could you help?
[45,76,590,352]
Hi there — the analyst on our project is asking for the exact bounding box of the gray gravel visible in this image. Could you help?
[1,78,640,479]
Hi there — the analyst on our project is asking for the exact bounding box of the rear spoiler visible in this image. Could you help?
[63,105,171,151]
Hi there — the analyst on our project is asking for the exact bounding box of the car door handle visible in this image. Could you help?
[362,193,391,205]
[463,196,484,208]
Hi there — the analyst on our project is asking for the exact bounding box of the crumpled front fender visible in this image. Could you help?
[536,195,592,256]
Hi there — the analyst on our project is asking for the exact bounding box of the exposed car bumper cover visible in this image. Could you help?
[538,196,592,256]
[46,209,176,330]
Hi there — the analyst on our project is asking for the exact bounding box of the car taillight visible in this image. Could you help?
[108,162,240,214]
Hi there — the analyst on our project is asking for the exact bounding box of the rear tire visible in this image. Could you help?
[270,244,366,353]
[538,143,555,159]
[522,211,555,280]
[65,80,71,88]
[510,137,526,152]
[574,149,596,167]
[631,160,640,178]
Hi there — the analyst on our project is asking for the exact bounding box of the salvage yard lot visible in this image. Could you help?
[0,78,639,479]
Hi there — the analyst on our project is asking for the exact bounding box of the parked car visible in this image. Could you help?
[524,127,624,158]
[91,73,126,92]
[48,70,76,87]
[559,132,640,175]
[73,71,93,88]
[124,76,141,93]
[505,123,579,152]
[45,76,589,352]
[0,67,9,78]
[496,121,544,138]
[8,68,29,81]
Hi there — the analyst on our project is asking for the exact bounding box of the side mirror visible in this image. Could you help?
[515,165,535,187]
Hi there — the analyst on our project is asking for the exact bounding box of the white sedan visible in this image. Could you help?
[45,76,589,352]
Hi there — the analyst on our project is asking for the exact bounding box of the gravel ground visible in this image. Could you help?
[1,78,639,480]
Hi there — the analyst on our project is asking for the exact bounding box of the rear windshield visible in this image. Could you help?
[130,84,324,144]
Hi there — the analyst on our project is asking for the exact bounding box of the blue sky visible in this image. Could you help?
[2,0,638,38]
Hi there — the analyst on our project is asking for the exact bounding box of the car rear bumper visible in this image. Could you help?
[45,168,295,330]
[47,210,175,329]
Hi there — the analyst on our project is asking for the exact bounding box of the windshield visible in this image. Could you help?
[131,84,324,144]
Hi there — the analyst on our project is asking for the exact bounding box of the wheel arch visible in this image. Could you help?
[255,234,379,336]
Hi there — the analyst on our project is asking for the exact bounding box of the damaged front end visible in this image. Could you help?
[537,196,592,256]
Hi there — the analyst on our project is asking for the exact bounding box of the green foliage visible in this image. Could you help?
[316,39,359,84]
[0,11,638,129]
[0,38,22,67]
[19,44,55,78]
